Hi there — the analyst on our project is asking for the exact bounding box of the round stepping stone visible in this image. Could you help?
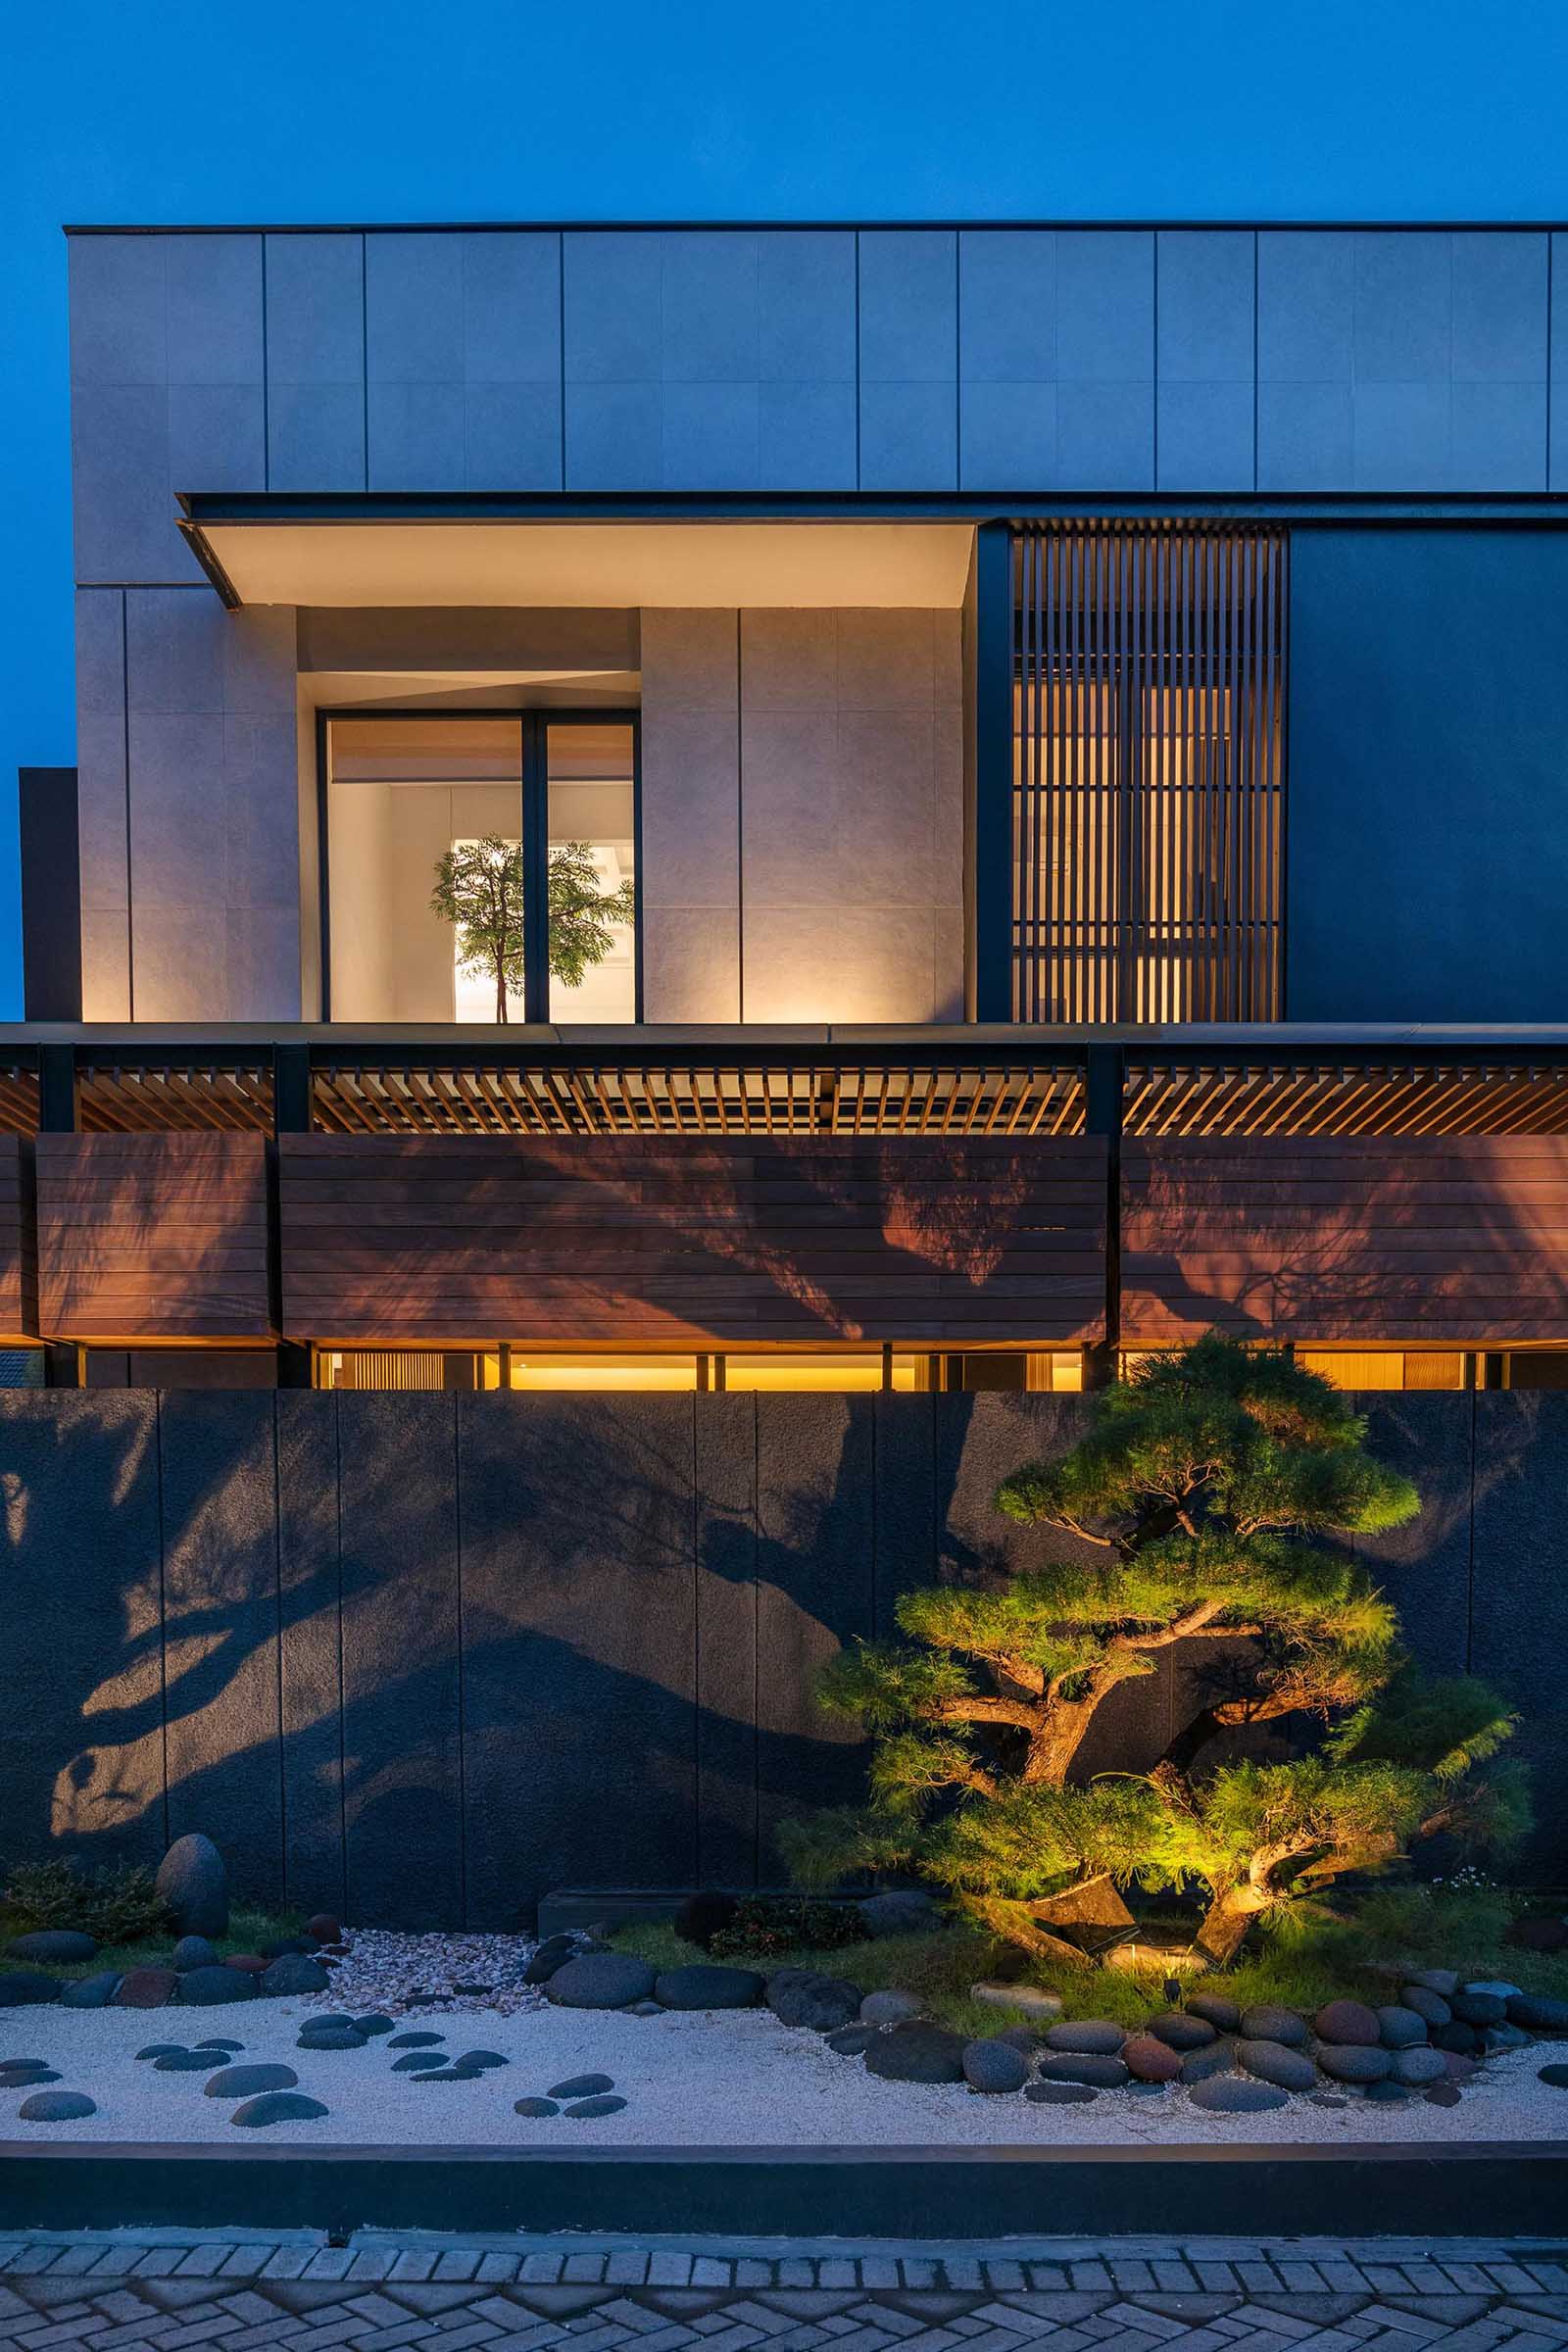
[19,2091,95,2121]
[1364,2079,1410,2103]
[205,2064,298,2098]
[391,2052,447,2073]
[387,2031,444,2049]
[353,2015,395,2036]
[548,2072,614,2099]
[514,2097,561,2117]
[1189,2075,1289,2114]
[134,2043,186,2062]
[453,2050,508,2070]
[411,2066,484,2082]
[1024,2081,1097,2104]
[1539,2063,1568,2089]
[0,2064,60,2087]
[1127,2080,1168,2097]
[297,2025,367,2051]
[630,2001,662,2017]
[1425,2082,1464,2107]
[153,2050,216,2072]
[192,2038,245,2054]
[306,2013,357,2030]
[564,2094,627,2118]
[230,2092,329,2128]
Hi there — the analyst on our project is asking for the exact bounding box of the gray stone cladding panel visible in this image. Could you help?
[265,233,366,492]
[1348,1395,1474,1672]
[754,1395,877,1866]
[159,1391,285,1912]
[873,1393,937,1639]
[0,1394,166,1871]
[276,1392,346,1921]
[1471,1390,1568,1870]
[695,1393,760,1888]
[336,1394,463,1929]
[458,1394,699,1926]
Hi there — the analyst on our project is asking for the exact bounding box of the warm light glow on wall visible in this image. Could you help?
[499,1354,697,1392]
[723,1353,918,1392]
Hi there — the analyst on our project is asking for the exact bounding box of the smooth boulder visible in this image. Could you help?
[1045,2020,1124,2055]
[1185,1992,1243,2033]
[1122,2034,1182,2083]
[1037,2052,1129,2089]
[0,1971,61,2006]
[523,1934,580,1985]
[178,1966,258,2006]
[1240,2004,1307,2047]
[860,1989,923,2026]
[1317,2042,1392,2083]
[654,1964,764,2010]
[1392,2045,1447,2085]
[156,1834,228,1938]
[259,1955,329,1998]
[1237,2038,1317,2092]
[1400,1985,1452,2028]
[1509,1993,1568,2033]
[1148,2012,1214,2051]
[863,2021,967,2083]
[858,1890,940,1937]
[545,1953,658,2010]
[765,1971,861,2033]
[1314,1999,1380,2046]
[62,1972,122,2010]
[962,2037,1029,2093]
[172,1936,220,1974]
[7,1930,97,1966]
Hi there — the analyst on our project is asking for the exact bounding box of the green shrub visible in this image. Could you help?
[709,1895,867,1960]
[6,1858,172,1946]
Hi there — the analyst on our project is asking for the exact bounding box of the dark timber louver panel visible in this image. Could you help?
[1012,524,1287,1023]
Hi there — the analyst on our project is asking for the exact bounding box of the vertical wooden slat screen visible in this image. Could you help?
[1012,523,1287,1023]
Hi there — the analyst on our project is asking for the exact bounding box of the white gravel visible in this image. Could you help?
[4,2000,1566,2147]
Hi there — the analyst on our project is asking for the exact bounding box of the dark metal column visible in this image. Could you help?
[271,1044,313,1388]
[1083,1043,1124,1390]
[971,520,1015,1023]
[36,1044,79,1387]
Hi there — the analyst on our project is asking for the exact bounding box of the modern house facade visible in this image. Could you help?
[8,219,1568,1399]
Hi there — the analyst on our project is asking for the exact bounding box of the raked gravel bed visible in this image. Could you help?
[3,1997,1566,2147]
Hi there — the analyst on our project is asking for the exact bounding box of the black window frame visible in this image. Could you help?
[316,705,642,1024]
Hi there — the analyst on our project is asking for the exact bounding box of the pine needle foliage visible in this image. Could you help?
[780,1333,1526,1967]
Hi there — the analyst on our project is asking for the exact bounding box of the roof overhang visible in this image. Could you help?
[177,498,977,610]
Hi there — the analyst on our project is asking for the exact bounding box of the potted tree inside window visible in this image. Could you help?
[431,837,635,1022]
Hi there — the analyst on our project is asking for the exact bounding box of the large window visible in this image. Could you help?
[1011,525,1286,1022]
[322,712,637,1023]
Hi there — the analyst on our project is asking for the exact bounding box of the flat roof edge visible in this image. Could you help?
[62,218,1568,236]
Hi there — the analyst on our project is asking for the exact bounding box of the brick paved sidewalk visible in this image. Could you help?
[0,2230,1564,2349]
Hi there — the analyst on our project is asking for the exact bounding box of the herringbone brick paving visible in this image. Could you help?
[0,2236,1563,2351]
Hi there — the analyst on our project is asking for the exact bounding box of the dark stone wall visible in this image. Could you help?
[0,1389,1561,1926]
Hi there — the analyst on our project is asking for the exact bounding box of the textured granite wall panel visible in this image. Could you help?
[157,1391,284,1911]
[335,1395,463,1929]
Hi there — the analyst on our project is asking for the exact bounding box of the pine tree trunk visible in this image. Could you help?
[1192,1887,1262,1967]
[967,1896,1098,1970]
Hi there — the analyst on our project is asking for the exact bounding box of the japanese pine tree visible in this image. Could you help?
[782,1334,1523,1968]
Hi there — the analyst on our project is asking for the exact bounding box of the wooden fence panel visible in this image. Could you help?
[35,1133,274,1341]
[1121,1135,1568,1343]
[279,1134,1108,1346]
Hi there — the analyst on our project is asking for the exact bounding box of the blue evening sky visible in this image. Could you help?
[4,0,1566,1017]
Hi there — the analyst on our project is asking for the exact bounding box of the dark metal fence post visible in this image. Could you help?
[272,1044,313,1389]
[1083,1045,1124,1390]
[36,1045,79,1385]
[972,520,1015,1023]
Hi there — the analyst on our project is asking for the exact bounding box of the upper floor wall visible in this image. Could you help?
[69,223,1568,584]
